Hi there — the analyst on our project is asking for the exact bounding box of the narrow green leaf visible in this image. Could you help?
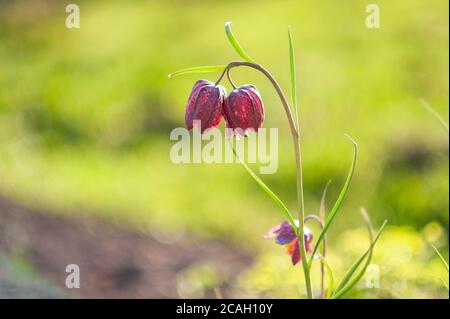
[332,219,387,299]
[432,244,449,272]
[320,257,335,299]
[227,139,296,231]
[308,135,358,267]
[168,65,227,78]
[224,21,255,63]
[332,209,375,298]
[288,28,299,129]
[333,218,379,295]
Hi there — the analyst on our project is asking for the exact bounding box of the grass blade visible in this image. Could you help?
[332,209,375,297]
[319,180,332,222]
[332,219,387,299]
[320,256,335,299]
[225,21,255,63]
[308,135,358,267]
[440,278,449,291]
[168,65,227,78]
[432,244,449,272]
[420,99,449,135]
[288,27,299,129]
[318,181,331,298]
[337,207,375,295]
[227,139,296,231]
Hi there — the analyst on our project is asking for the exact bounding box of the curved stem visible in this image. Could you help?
[215,68,227,85]
[305,214,327,298]
[226,68,237,89]
[225,62,299,139]
[224,61,312,298]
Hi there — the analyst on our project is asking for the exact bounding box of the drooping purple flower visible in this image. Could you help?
[264,220,313,265]
[223,85,264,136]
[185,80,227,133]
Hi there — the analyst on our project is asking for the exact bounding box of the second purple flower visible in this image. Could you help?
[185,80,265,136]
[264,220,313,265]
[223,85,265,136]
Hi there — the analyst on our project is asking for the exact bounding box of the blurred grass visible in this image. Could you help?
[0,0,448,298]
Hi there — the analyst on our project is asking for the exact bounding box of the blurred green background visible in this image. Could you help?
[0,0,448,298]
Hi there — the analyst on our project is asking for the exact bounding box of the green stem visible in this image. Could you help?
[294,129,312,298]
[223,61,313,298]
[305,214,326,298]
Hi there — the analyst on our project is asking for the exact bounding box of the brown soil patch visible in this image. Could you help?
[0,196,253,298]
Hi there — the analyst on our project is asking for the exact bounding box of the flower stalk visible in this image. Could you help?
[305,214,326,298]
[170,22,385,299]
[217,61,313,298]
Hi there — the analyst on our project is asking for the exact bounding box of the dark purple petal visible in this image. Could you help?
[223,85,264,136]
[275,221,297,245]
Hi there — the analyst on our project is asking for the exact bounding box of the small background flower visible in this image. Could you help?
[264,221,313,265]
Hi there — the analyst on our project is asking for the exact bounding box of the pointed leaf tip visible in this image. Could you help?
[344,133,358,146]
[168,65,227,78]
[224,21,255,63]
[308,136,358,267]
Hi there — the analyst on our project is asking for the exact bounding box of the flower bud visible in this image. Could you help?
[185,80,227,133]
[223,85,264,136]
